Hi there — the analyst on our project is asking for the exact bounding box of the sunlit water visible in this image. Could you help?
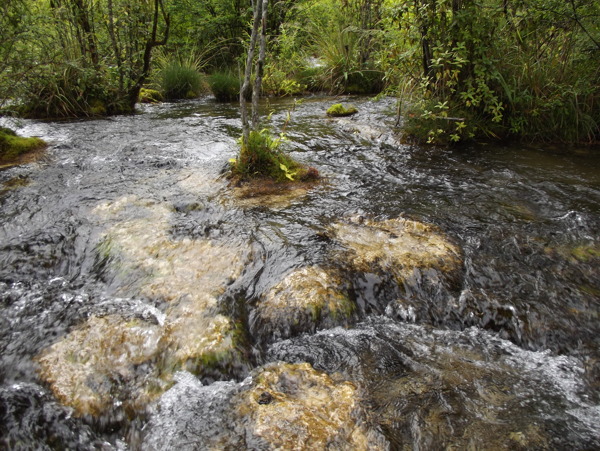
[1,96,599,449]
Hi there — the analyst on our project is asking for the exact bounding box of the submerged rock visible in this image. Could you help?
[37,315,165,417]
[332,216,463,320]
[36,196,249,417]
[269,318,600,449]
[235,362,387,450]
[143,363,389,450]
[252,266,355,342]
[333,216,461,279]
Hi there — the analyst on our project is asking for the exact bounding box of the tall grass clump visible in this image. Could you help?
[308,20,383,94]
[160,62,203,100]
[152,50,210,101]
[207,71,240,102]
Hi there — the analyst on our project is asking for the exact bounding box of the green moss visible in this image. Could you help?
[326,103,358,117]
[89,99,107,116]
[138,88,164,103]
[0,128,46,163]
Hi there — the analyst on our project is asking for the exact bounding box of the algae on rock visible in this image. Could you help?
[253,266,355,341]
[235,362,389,450]
[37,196,250,417]
[332,216,462,281]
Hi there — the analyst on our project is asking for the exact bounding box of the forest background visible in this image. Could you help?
[1,0,598,145]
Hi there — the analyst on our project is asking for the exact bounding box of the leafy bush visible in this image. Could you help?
[207,71,240,102]
[263,67,306,97]
[382,0,600,144]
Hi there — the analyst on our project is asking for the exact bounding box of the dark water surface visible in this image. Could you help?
[1,97,599,449]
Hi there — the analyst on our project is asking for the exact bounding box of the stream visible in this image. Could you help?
[1,96,599,449]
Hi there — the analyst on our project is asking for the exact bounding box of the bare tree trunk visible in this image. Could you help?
[240,0,262,144]
[107,0,124,92]
[71,0,100,67]
[251,0,269,130]
[128,0,170,110]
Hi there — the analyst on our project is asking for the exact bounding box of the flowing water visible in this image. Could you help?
[1,96,599,449]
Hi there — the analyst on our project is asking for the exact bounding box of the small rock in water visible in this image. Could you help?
[251,266,355,343]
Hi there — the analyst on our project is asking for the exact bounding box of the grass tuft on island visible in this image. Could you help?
[229,129,319,183]
[0,127,47,166]
[326,103,358,117]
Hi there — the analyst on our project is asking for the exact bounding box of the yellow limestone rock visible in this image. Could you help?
[37,315,164,416]
[37,196,248,416]
[256,266,354,338]
[333,216,461,282]
[236,362,387,450]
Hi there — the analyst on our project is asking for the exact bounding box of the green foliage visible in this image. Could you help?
[16,61,129,118]
[307,18,378,94]
[166,0,252,69]
[231,129,301,182]
[0,127,46,163]
[1,0,169,118]
[159,62,204,100]
[326,103,358,117]
[263,68,306,97]
[381,0,600,144]
[207,71,240,102]
[231,129,319,183]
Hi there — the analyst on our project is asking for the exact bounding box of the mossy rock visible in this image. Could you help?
[0,127,46,164]
[88,99,107,116]
[326,103,358,117]
[235,362,388,450]
[138,88,164,104]
[333,216,462,280]
[252,266,355,342]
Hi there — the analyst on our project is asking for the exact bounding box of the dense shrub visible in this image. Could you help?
[16,63,128,119]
